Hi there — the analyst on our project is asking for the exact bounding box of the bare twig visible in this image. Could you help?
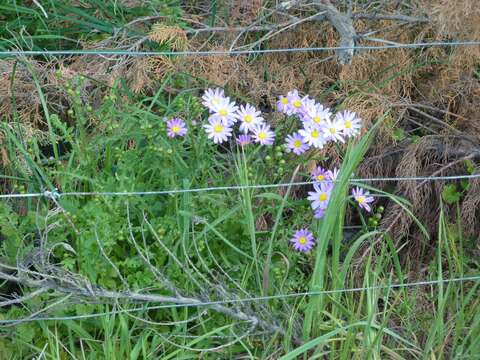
[0,288,47,307]
[352,12,429,23]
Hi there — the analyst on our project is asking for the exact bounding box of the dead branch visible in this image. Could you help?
[0,205,294,345]
[313,0,357,64]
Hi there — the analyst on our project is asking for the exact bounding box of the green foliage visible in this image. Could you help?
[442,184,462,204]
[0,0,184,51]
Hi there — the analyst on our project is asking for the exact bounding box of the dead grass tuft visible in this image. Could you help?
[149,23,188,51]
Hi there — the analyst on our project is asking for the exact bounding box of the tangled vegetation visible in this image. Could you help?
[0,1,479,358]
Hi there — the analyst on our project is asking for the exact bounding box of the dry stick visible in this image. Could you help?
[229,7,278,51]
[352,12,429,23]
[408,107,463,135]
[2,294,73,328]
[392,102,468,121]
[9,272,287,338]
[313,0,357,64]
[0,288,47,307]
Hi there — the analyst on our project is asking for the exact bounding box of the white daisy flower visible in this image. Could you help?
[202,88,225,112]
[252,123,275,145]
[203,116,233,144]
[336,110,361,137]
[299,124,327,148]
[322,117,345,143]
[303,102,332,127]
[210,97,239,125]
[236,104,264,133]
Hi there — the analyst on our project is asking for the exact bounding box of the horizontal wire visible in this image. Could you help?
[0,275,478,325]
[1,41,480,58]
[0,173,478,199]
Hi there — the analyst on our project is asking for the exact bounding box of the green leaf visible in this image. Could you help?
[441,184,462,204]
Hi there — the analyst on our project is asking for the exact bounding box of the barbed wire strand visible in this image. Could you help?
[1,40,480,58]
[0,275,478,325]
[0,174,478,199]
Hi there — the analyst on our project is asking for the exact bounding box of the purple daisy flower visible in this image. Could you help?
[236,134,252,146]
[286,90,303,115]
[352,187,374,212]
[285,132,309,155]
[166,118,187,138]
[276,95,290,113]
[311,166,330,183]
[290,229,315,253]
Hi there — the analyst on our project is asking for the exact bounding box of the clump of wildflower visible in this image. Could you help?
[308,182,333,210]
[236,134,252,146]
[290,229,315,252]
[203,117,233,144]
[285,132,309,155]
[336,110,361,138]
[202,88,225,112]
[236,104,264,133]
[166,118,187,138]
[352,187,374,212]
[252,124,275,145]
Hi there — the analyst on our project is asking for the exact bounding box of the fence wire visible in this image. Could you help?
[1,40,480,58]
[0,173,478,199]
[0,275,478,325]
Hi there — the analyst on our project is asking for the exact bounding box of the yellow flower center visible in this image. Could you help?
[294,140,302,148]
[357,196,365,204]
[345,120,351,129]
[293,100,302,108]
[219,109,228,116]
[281,97,288,104]
[319,193,327,202]
[316,175,324,181]
[298,236,307,245]
[172,125,180,133]
[213,124,224,133]
[258,132,267,140]
[244,114,252,123]
[212,98,220,105]
[329,127,336,134]
[313,116,321,124]
[311,130,319,138]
